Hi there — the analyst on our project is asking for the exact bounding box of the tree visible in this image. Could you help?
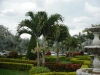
[0,25,8,51]
[18,38,29,55]
[17,11,48,66]
[48,24,70,62]
[0,25,16,51]
[73,32,86,51]
[26,36,37,60]
[41,13,63,66]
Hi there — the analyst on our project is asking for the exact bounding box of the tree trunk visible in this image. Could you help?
[56,51,59,62]
[36,40,40,66]
[56,42,59,62]
[42,37,46,67]
[37,51,40,66]
[42,50,45,67]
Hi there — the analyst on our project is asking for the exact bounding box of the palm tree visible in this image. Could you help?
[41,13,63,66]
[73,32,86,51]
[48,24,70,62]
[17,11,47,66]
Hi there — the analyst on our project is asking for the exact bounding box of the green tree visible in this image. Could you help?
[0,25,17,51]
[41,13,63,66]
[48,24,70,62]
[17,11,47,66]
[73,32,86,51]
[26,36,37,60]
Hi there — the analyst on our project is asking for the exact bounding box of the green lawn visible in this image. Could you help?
[0,69,29,75]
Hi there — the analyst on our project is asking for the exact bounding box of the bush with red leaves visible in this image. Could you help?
[46,51,51,55]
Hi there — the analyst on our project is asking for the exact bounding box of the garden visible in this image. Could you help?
[0,10,98,75]
[0,51,91,75]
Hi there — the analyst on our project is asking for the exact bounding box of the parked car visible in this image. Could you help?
[51,51,56,56]
[0,52,7,56]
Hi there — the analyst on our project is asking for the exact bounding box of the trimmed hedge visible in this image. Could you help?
[46,56,66,62]
[81,65,88,68]
[32,72,76,75]
[0,62,33,71]
[75,55,91,60]
[0,58,35,64]
[71,58,84,64]
[84,60,90,67]
[70,55,91,66]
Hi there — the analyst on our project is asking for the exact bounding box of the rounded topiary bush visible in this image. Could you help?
[8,51,18,58]
[29,66,50,75]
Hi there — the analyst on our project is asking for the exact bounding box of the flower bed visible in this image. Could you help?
[45,62,81,72]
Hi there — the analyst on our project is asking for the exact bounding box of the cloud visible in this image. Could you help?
[84,2,100,13]
[73,16,91,23]
[0,0,100,38]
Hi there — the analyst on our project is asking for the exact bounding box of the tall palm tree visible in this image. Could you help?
[48,24,70,62]
[17,11,47,66]
[41,13,63,66]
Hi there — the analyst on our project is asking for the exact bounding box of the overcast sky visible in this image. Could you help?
[0,0,100,39]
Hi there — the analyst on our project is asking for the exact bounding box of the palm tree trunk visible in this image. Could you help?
[42,50,45,67]
[36,39,40,66]
[42,37,46,67]
[56,51,59,62]
[56,42,59,62]
[37,51,40,66]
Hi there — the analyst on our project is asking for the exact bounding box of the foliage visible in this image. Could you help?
[75,55,91,60]
[0,58,35,64]
[26,36,37,60]
[0,62,33,71]
[0,25,14,51]
[22,56,27,60]
[17,38,29,55]
[46,56,56,62]
[81,65,88,68]
[46,56,66,62]
[45,62,81,72]
[46,51,51,55]
[8,51,18,58]
[70,55,91,67]
[48,25,70,62]
[29,66,50,75]
[84,60,90,66]
[17,11,49,66]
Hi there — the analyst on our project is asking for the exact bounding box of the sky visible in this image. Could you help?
[0,0,100,39]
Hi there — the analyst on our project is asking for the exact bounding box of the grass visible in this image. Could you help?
[0,69,29,75]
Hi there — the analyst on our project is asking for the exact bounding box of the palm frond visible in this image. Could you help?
[17,28,34,36]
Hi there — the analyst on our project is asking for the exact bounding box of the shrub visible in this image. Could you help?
[22,56,27,60]
[0,62,33,71]
[79,51,84,55]
[46,56,56,62]
[46,51,51,55]
[0,58,36,65]
[29,66,50,75]
[26,36,37,60]
[84,60,90,67]
[81,65,88,68]
[45,62,81,72]
[8,51,18,58]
